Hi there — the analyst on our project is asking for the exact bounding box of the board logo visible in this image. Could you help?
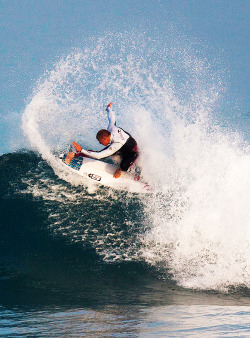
[88,173,102,181]
[118,129,125,140]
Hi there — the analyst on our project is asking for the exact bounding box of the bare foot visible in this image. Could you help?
[113,167,121,178]
[65,152,75,164]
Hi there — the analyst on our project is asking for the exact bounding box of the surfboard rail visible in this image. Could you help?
[59,152,151,194]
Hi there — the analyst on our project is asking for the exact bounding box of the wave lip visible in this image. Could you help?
[19,32,250,292]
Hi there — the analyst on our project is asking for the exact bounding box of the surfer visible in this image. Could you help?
[73,103,138,178]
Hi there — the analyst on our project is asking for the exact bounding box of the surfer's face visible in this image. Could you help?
[99,135,110,146]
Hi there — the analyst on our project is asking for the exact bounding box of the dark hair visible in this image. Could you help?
[96,129,111,140]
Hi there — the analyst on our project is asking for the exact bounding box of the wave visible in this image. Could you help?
[12,31,250,292]
[0,149,249,303]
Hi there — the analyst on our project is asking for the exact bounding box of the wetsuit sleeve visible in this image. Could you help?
[79,142,123,159]
[107,106,116,131]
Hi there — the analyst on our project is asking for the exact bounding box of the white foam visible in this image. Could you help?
[22,32,250,291]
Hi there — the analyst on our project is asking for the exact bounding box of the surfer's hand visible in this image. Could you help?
[106,102,113,110]
[72,142,82,152]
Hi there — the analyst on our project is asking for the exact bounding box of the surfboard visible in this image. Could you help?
[59,152,151,194]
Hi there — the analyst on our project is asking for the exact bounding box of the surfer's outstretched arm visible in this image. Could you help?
[106,102,116,131]
[78,142,123,160]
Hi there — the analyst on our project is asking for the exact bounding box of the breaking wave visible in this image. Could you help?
[20,31,250,291]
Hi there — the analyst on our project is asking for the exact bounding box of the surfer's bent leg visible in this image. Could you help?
[120,149,138,171]
[118,137,139,172]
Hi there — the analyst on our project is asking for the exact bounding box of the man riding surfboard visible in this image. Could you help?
[73,103,138,178]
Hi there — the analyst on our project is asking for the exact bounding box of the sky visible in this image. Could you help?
[0,0,249,154]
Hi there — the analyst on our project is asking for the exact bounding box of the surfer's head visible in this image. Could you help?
[96,129,111,146]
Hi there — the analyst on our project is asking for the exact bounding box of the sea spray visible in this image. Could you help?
[22,32,250,291]
[141,118,250,291]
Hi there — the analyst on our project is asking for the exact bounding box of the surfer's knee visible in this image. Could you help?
[120,152,138,171]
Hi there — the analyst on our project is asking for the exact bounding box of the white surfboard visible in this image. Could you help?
[59,153,151,194]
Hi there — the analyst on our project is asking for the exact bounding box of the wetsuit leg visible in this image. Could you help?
[114,136,138,171]
[120,150,138,171]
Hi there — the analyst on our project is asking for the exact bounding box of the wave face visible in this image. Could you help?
[19,32,250,292]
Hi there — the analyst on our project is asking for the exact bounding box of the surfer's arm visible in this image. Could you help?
[107,104,116,130]
[79,142,123,159]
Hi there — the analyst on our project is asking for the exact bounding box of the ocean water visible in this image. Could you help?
[1,33,249,336]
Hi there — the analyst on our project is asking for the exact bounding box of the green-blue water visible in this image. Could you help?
[0,152,249,336]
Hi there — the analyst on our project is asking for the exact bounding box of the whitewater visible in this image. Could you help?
[21,32,250,292]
